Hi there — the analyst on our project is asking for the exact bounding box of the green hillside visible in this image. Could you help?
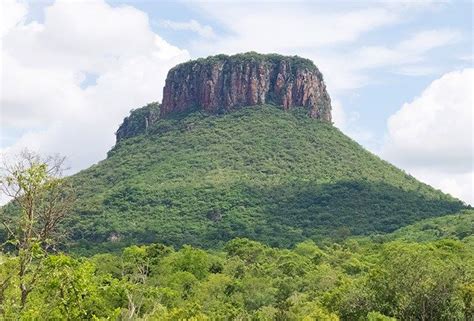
[67,105,465,253]
[382,209,474,243]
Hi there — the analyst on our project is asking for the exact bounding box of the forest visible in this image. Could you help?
[53,106,465,254]
[1,228,473,320]
[0,154,472,319]
[0,107,472,320]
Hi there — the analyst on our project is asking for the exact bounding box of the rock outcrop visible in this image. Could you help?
[116,53,333,143]
[161,53,332,121]
[116,102,160,142]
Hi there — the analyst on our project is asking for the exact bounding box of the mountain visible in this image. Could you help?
[116,52,331,142]
[55,53,466,253]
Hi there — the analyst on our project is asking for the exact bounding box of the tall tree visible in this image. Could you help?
[0,150,75,308]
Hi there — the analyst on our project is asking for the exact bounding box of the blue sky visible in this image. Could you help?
[1,0,472,203]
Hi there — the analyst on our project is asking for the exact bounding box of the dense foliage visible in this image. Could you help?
[380,209,474,242]
[61,105,466,254]
[0,105,471,319]
[170,52,319,75]
[1,216,473,320]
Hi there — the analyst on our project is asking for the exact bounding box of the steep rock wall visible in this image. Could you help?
[160,53,332,121]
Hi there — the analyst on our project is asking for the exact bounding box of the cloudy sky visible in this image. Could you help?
[1,0,472,204]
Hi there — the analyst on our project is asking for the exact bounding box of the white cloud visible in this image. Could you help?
[160,19,215,38]
[409,169,473,206]
[192,4,399,54]
[398,29,461,52]
[1,0,190,171]
[394,65,438,76]
[309,28,462,89]
[382,68,473,204]
[188,4,399,94]
[187,2,463,93]
[0,0,28,38]
[458,53,474,63]
[319,28,462,91]
[354,29,462,70]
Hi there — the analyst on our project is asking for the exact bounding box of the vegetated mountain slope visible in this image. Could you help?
[68,105,465,253]
[381,209,474,243]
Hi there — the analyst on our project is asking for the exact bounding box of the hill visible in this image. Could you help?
[3,53,465,254]
[68,104,465,253]
[382,209,474,243]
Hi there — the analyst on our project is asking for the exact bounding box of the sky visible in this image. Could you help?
[0,0,473,204]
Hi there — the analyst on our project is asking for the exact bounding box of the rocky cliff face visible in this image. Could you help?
[116,53,333,143]
[161,53,332,121]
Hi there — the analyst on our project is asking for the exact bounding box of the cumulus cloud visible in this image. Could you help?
[382,69,473,204]
[1,0,190,171]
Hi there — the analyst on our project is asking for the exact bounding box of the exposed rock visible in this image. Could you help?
[161,52,332,121]
[115,53,333,143]
[116,102,160,142]
[108,232,121,243]
[206,209,222,222]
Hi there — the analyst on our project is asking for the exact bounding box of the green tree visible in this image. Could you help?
[365,241,470,320]
[21,254,121,320]
[0,150,74,309]
[120,244,171,319]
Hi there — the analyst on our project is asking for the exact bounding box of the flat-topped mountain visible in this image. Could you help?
[6,52,465,254]
[116,53,332,142]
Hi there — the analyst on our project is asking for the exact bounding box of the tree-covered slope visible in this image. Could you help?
[68,105,465,253]
[382,209,474,243]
